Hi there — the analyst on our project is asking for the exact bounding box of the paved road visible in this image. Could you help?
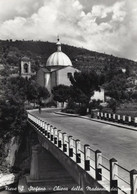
[32,109,137,174]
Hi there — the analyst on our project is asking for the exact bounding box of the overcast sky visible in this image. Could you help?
[0,0,137,61]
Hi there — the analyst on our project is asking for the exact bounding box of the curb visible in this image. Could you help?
[27,107,61,113]
[55,111,137,132]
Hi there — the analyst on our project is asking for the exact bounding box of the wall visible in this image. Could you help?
[51,71,57,90]
[57,66,79,86]
[91,88,105,102]
[36,69,45,87]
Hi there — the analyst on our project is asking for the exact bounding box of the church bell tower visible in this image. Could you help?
[20,56,32,79]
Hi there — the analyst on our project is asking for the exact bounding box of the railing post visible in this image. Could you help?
[84,144,90,171]
[38,119,40,129]
[97,112,99,119]
[42,121,45,129]
[95,150,102,180]
[36,118,39,127]
[62,133,67,152]
[134,117,137,127]
[113,114,115,122]
[109,113,111,121]
[44,122,47,136]
[75,139,81,163]
[40,120,42,133]
[110,158,118,194]
[41,121,44,133]
[128,116,131,125]
[123,115,125,124]
[68,136,73,157]
[118,115,120,123]
[39,120,42,129]
[104,113,107,120]
[53,127,58,145]
[101,112,103,120]
[41,121,44,132]
[47,124,50,139]
[40,120,43,129]
[50,125,53,141]
[58,130,62,148]
[37,119,40,128]
[130,169,137,194]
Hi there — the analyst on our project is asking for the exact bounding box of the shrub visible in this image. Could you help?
[108,99,117,113]
[66,109,77,114]
[46,101,57,107]
[62,109,77,114]
[77,105,87,116]
[89,100,102,111]
[9,166,21,173]
[66,100,78,109]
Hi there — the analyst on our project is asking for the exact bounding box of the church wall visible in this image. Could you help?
[36,69,45,87]
[44,73,51,92]
[57,66,79,86]
[51,71,57,89]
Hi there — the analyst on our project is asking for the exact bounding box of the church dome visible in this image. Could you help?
[46,38,72,67]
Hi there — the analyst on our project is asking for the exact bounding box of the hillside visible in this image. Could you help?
[0,39,137,73]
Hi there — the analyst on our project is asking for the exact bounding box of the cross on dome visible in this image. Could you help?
[57,35,60,42]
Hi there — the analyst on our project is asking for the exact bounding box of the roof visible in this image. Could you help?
[40,68,50,73]
[39,66,77,73]
[21,56,30,61]
[46,51,72,67]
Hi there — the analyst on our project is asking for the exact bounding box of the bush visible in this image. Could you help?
[66,100,79,109]
[108,99,117,113]
[62,109,77,114]
[46,101,57,107]
[9,166,21,173]
[66,109,77,114]
[89,100,102,110]
[77,105,87,116]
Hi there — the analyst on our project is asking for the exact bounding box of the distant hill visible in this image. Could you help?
[0,39,137,73]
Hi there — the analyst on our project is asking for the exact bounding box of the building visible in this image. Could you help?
[20,56,35,79]
[36,38,79,92]
[91,88,105,102]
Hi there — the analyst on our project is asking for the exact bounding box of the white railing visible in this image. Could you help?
[97,112,137,127]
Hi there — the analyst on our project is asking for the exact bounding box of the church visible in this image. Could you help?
[36,38,79,92]
[19,38,105,103]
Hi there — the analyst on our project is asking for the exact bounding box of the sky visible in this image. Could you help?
[0,0,137,61]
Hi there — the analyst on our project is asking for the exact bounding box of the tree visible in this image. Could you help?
[52,85,71,107]
[108,99,117,113]
[0,77,28,139]
[0,76,49,139]
[26,80,38,103]
[37,86,50,105]
[69,71,100,107]
[104,74,127,101]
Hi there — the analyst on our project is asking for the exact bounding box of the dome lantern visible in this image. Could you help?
[56,36,61,52]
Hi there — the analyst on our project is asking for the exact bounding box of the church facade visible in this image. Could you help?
[36,38,79,92]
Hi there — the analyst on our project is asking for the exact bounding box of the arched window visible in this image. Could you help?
[24,63,28,73]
